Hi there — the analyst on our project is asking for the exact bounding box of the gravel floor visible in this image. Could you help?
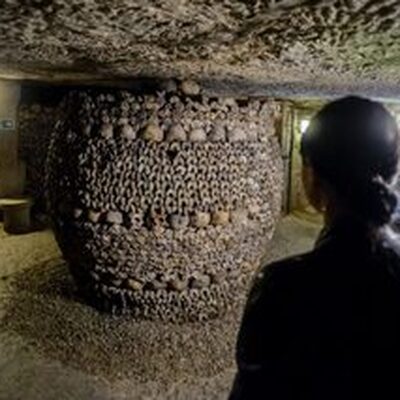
[0,215,320,400]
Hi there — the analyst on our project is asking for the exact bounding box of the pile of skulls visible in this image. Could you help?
[46,85,284,322]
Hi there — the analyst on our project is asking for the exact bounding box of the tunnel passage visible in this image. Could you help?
[45,88,284,322]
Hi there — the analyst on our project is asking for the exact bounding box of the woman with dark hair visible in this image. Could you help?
[229,96,400,399]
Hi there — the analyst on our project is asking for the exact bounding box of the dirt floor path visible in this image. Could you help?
[0,215,320,400]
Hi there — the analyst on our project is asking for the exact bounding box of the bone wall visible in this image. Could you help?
[45,88,284,322]
[18,103,61,212]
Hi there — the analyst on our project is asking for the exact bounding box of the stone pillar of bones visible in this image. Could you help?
[46,84,284,322]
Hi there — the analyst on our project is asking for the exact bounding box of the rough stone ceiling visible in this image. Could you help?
[1,0,400,96]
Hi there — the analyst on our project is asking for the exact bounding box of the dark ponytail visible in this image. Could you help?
[301,96,399,228]
[349,177,398,227]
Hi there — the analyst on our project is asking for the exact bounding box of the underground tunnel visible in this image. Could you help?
[1,0,400,399]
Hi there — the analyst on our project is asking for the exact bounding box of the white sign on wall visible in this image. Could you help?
[0,119,15,131]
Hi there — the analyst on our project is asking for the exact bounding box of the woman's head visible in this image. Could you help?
[301,96,400,227]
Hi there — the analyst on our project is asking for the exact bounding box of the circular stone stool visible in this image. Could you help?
[0,198,32,234]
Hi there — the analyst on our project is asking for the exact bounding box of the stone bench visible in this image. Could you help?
[0,197,32,234]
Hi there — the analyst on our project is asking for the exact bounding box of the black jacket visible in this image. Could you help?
[230,218,400,400]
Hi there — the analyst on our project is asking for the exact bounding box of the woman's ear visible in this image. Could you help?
[302,163,326,212]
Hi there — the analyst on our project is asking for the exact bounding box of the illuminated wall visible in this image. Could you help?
[0,81,24,197]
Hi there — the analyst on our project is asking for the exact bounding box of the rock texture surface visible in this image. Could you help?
[1,1,400,94]
[45,88,283,321]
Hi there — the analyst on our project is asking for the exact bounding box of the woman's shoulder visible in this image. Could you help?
[248,248,328,303]
[262,250,321,282]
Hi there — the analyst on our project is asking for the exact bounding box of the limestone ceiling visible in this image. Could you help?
[1,0,400,96]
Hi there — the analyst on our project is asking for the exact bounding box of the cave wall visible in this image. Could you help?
[17,86,70,212]
[0,81,24,197]
[2,0,400,98]
[290,108,315,215]
[45,88,284,321]
[18,103,61,212]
